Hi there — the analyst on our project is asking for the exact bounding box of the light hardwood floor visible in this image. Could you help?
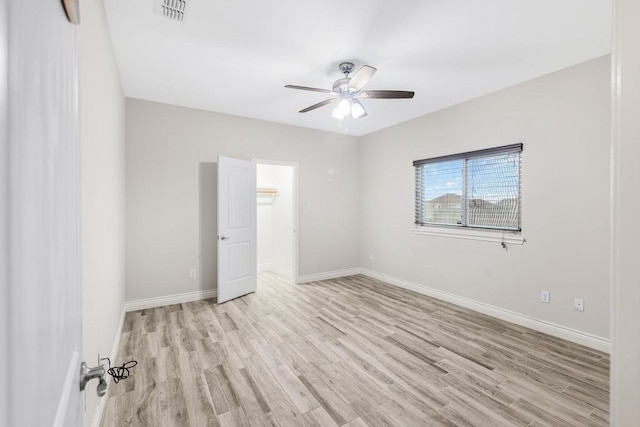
[100,273,609,426]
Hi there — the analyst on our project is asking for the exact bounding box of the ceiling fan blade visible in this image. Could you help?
[348,65,377,91]
[299,98,337,113]
[359,90,415,99]
[285,85,333,94]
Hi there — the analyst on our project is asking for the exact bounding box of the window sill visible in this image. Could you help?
[412,226,525,245]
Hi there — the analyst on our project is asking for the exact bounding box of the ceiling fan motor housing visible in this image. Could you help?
[332,78,355,94]
[339,62,355,75]
[334,62,356,94]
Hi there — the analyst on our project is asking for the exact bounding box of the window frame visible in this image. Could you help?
[413,143,523,238]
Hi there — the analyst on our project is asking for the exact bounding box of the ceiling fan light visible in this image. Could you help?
[350,99,367,118]
[332,99,350,119]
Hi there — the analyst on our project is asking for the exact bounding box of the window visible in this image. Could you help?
[414,144,522,231]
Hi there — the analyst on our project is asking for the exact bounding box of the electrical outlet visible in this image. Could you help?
[574,297,584,312]
[540,290,550,304]
[189,269,196,279]
[368,254,374,261]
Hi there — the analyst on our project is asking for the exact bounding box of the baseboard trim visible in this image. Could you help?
[297,268,362,284]
[258,263,272,272]
[91,306,126,427]
[358,268,611,353]
[270,264,293,281]
[125,289,216,312]
[259,263,293,280]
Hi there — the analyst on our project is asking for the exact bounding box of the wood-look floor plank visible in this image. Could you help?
[101,272,609,427]
[440,374,533,426]
[218,407,250,427]
[242,354,281,397]
[271,364,320,413]
[439,387,508,427]
[385,384,455,425]
[205,365,242,414]
[298,374,359,425]
[248,412,281,427]
[503,380,604,426]
[342,418,369,427]
[223,366,270,420]
[182,372,219,427]
[261,391,307,427]
[351,398,397,427]
[302,406,340,427]
[381,398,452,427]
[163,378,191,427]
[250,336,285,369]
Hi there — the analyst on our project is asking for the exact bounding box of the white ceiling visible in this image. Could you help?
[103,0,611,136]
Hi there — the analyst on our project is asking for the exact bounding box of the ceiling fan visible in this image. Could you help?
[285,62,415,119]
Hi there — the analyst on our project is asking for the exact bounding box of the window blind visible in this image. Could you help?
[414,144,522,231]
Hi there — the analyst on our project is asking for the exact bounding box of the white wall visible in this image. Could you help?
[199,162,217,296]
[0,0,8,425]
[78,0,126,424]
[126,99,359,302]
[272,166,294,276]
[257,200,273,268]
[257,164,294,278]
[359,56,611,341]
[611,0,640,422]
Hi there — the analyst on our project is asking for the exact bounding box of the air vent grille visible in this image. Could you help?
[160,0,186,21]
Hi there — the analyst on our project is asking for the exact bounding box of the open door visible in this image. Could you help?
[217,156,257,303]
[6,1,84,426]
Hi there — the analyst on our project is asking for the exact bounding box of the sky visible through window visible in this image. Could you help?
[424,159,463,201]
[423,153,519,202]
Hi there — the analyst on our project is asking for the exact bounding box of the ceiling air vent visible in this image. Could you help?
[159,0,186,22]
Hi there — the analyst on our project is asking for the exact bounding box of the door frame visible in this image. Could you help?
[0,1,8,424]
[253,159,299,285]
[610,0,640,422]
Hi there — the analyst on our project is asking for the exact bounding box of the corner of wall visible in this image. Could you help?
[78,0,127,425]
[0,1,9,424]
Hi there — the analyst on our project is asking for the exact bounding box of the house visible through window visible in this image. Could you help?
[414,144,522,231]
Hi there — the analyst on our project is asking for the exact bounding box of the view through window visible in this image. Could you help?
[414,144,522,231]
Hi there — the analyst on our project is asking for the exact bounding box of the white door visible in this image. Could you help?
[217,156,257,303]
[5,1,83,426]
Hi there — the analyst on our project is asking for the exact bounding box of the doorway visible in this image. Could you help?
[198,159,298,299]
[255,161,298,284]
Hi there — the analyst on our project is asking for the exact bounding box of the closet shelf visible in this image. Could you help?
[257,187,278,204]
[257,187,279,196]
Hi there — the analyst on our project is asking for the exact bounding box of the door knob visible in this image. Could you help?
[79,361,107,397]
[219,235,230,240]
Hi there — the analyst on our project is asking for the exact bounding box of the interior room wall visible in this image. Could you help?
[359,56,611,341]
[257,192,274,270]
[0,0,8,424]
[78,0,127,424]
[257,164,294,279]
[126,99,359,302]
[272,166,294,277]
[199,163,217,297]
